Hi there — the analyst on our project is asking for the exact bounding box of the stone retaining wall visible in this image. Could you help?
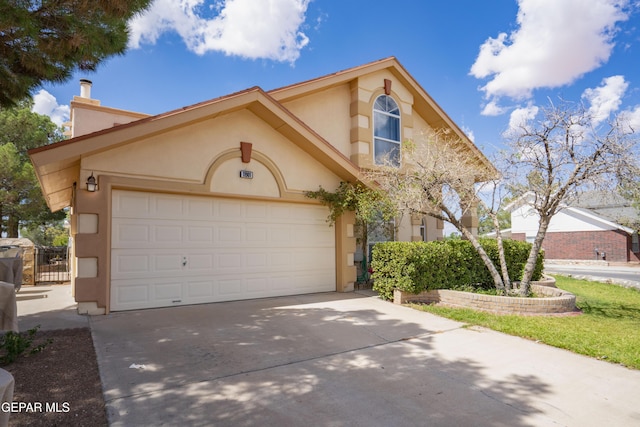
[393,282,577,315]
[0,238,35,286]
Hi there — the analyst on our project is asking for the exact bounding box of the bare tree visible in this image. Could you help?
[504,100,639,294]
[480,176,513,290]
[365,130,508,292]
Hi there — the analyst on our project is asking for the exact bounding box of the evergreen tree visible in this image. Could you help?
[0,0,152,106]
[0,100,65,238]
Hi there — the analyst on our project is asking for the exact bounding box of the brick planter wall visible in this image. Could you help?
[393,280,577,315]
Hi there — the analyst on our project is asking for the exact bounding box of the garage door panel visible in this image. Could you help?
[113,278,185,310]
[217,200,243,219]
[113,254,150,275]
[246,253,267,268]
[244,202,268,218]
[156,197,184,217]
[112,281,149,308]
[218,253,243,269]
[295,227,334,244]
[113,192,151,217]
[155,282,182,300]
[113,222,218,250]
[269,251,291,267]
[188,226,214,243]
[300,249,335,269]
[295,227,321,242]
[188,254,214,270]
[155,225,183,243]
[113,248,336,278]
[218,278,244,296]
[112,250,183,279]
[111,191,336,311]
[114,272,336,310]
[218,226,243,243]
[186,280,214,299]
[294,252,330,269]
[155,254,183,272]
[246,277,268,293]
[112,219,176,248]
[113,207,332,249]
[269,227,292,243]
[268,275,294,291]
[295,206,328,222]
[269,204,293,220]
[113,222,150,245]
[246,227,268,242]
[298,271,336,288]
[185,198,214,218]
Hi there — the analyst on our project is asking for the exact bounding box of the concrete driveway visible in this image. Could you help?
[90,291,640,427]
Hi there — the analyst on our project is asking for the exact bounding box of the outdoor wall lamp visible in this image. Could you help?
[86,173,98,192]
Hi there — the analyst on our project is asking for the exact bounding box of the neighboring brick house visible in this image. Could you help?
[508,192,640,263]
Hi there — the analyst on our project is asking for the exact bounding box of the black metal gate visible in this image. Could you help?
[35,246,70,284]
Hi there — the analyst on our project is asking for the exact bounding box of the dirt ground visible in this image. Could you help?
[1,328,107,427]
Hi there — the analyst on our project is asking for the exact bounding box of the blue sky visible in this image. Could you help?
[32,0,640,158]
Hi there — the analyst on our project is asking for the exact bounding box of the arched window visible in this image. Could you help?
[373,95,401,166]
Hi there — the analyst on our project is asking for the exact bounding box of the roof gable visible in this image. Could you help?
[508,191,636,234]
[270,56,496,176]
[29,87,361,211]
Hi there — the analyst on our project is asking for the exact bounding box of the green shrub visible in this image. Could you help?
[478,238,544,285]
[371,239,544,300]
[369,242,423,300]
[0,325,52,365]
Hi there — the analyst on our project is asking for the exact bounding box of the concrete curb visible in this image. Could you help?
[550,272,640,290]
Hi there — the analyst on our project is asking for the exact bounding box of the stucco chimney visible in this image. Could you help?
[80,79,92,98]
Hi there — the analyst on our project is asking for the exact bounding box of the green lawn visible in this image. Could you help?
[411,275,640,369]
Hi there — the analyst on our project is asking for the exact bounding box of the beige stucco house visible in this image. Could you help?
[29,57,494,314]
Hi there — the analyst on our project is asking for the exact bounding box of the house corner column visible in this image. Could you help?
[335,210,357,292]
[73,172,109,315]
[349,80,373,168]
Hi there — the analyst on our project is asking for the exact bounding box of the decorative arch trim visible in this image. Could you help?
[204,148,288,196]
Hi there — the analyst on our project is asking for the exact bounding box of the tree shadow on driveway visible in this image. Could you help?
[90,292,557,426]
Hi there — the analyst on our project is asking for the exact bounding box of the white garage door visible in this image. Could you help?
[110,190,336,311]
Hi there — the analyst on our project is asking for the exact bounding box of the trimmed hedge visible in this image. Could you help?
[371,239,544,300]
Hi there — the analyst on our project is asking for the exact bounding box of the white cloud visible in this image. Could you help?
[619,105,640,133]
[32,90,70,126]
[480,100,506,116]
[503,104,539,138]
[582,75,628,125]
[470,0,630,102]
[128,0,311,63]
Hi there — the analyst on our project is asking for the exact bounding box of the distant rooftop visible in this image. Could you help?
[571,191,639,226]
